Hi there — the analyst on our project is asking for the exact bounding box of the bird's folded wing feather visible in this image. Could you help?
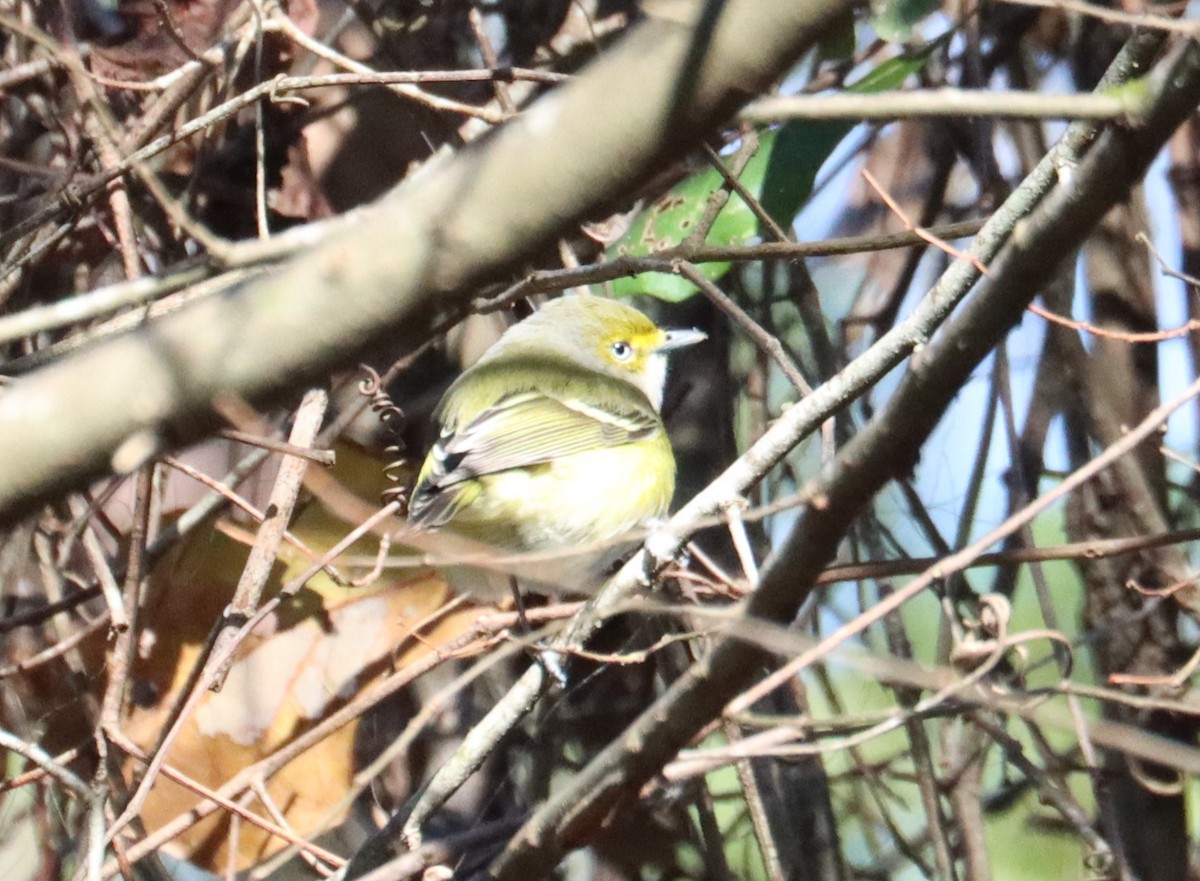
[408,391,657,526]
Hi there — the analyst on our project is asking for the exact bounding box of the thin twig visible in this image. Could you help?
[0,725,91,794]
[1137,230,1200,288]
[272,69,569,91]
[1028,301,1200,343]
[676,262,813,395]
[699,138,790,242]
[209,388,329,689]
[0,614,109,679]
[218,429,336,465]
[467,7,515,115]
[861,168,990,275]
[97,465,153,763]
[72,504,127,631]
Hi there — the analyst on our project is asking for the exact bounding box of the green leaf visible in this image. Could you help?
[608,51,929,303]
[847,51,932,93]
[607,163,739,302]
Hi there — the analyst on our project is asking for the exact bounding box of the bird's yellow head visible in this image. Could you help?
[479,295,706,410]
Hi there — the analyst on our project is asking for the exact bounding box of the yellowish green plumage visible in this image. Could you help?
[408,294,704,597]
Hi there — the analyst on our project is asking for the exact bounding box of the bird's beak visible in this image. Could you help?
[658,328,707,352]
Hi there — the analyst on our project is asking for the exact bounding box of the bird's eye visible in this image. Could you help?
[610,340,634,361]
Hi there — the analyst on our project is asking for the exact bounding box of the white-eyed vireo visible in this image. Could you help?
[408,294,705,598]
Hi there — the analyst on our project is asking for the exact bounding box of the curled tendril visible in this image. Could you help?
[359,365,409,511]
[382,443,408,507]
[359,365,406,429]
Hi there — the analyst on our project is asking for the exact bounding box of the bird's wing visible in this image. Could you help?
[408,391,658,527]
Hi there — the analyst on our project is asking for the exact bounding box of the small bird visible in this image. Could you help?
[408,294,705,598]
